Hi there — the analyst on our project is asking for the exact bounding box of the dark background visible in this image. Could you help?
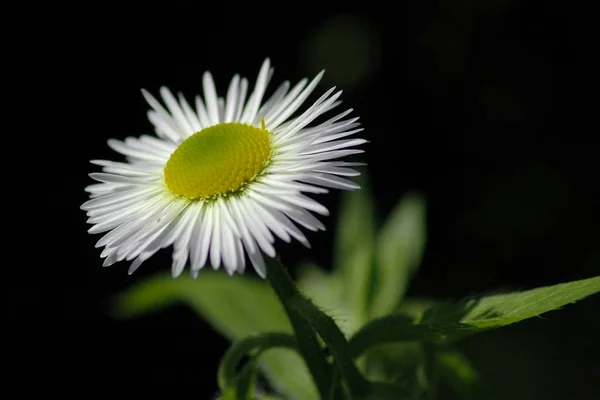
[11,1,597,398]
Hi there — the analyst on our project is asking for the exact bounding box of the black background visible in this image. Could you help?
[10,1,597,398]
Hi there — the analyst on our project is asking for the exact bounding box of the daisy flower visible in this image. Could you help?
[82,59,365,278]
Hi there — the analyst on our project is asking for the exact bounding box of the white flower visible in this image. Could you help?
[81,59,365,278]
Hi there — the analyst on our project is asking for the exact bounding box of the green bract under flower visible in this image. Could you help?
[164,121,272,200]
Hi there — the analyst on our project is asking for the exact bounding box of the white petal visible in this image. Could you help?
[190,203,212,270]
[285,207,325,231]
[234,78,248,122]
[234,238,246,274]
[227,197,257,255]
[195,95,212,128]
[224,75,240,122]
[210,204,222,269]
[202,72,220,125]
[160,87,193,136]
[281,194,329,216]
[300,174,361,191]
[236,197,276,257]
[241,59,271,124]
[247,200,291,243]
[247,241,267,278]
[221,222,237,275]
[178,93,202,132]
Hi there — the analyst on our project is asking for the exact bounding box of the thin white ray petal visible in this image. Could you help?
[224,75,240,122]
[89,173,150,185]
[141,89,177,127]
[234,238,246,274]
[285,207,326,231]
[311,128,364,145]
[246,188,296,212]
[210,204,222,269]
[264,78,308,127]
[147,111,182,143]
[268,208,311,248]
[91,160,158,174]
[288,149,364,163]
[228,197,257,254]
[218,200,241,236]
[234,78,248,122]
[268,71,324,129]
[313,166,361,176]
[107,139,167,162]
[259,81,290,119]
[247,242,267,278]
[274,90,343,144]
[203,71,220,125]
[241,59,271,124]
[299,138,367,155]
[178,93,202,132]
[94,196,166,246]
[281,194,329,216]
[191,203,212,270]
[300,174,361,191]
[221,222,237,275]
[81,186,161,210]
[195,95,212,128]
[247,200,291,243]
[138,135,178,153]
[218,98,225,123]
[236,197,276,257]
[257,176,329,194]
[160,87,193,136]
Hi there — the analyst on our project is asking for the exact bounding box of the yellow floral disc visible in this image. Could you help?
[164,122,271,200]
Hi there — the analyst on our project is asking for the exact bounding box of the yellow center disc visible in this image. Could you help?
[164,122,272,200]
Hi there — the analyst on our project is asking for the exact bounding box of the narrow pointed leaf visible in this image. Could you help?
[296,264,357,336]
[334,174,375,326]
[350,276,600,356]
[370,193,427,318]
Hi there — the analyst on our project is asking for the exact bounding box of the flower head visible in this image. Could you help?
[82,59,365,278]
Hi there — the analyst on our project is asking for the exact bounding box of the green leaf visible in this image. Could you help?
[113,272,318,400]
[370,193,427,318]
[435,348,488,400]
[296,264,358,337]
[334,174,376,326]
[362,342,425,395]
[350,276,600,356]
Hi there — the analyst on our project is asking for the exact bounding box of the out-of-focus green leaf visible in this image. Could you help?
[334,174,376,326]
[296,264,357,336]
[113,272,318,400]
[350,276,600,356]
[113,272,289,335]
[435,348,488,400]
[370,193,427,318]
[362,342,424,396]
[396,298,437,321]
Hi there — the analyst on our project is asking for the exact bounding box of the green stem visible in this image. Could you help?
[217,332,297,391]
[422,343,440,400]
[267,259,371,399]
[266,260,333,398]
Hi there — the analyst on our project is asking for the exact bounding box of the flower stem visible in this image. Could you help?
[266,259,372,399]
[266,259,333,398]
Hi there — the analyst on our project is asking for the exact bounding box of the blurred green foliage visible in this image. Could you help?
[114,176,599,399]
